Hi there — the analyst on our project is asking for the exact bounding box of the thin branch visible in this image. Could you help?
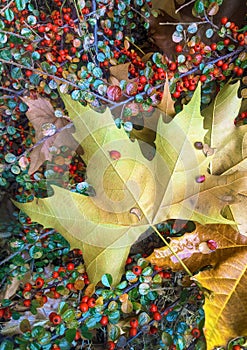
[92,0,99,56]
[0,29,41,42]
[0,0,15,15]
[0,229,55,266]
[159,21,207,26]
[0,58,116,105]
[175,0,196,14]
[109,46,244,110]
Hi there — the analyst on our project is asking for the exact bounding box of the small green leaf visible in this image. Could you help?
[15,0,26,11]
[101,274,113,287]
[162,332,173,346]
[58,301,69,315]
[108,310,120,324]
[138,312,151,326]
[31,326,45,339]
[109,324,120,341]
[65,328,76,343]
[4,9,14,21]
[0,340,14,350]
[62,309,76,323]
[139,283,150,295]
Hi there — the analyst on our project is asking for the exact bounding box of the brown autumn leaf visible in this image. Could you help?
[109,63,133,83]
[157,77,176,117]
[147,224,247,349]
[23,96,79,174]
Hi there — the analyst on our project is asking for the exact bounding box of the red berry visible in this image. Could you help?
[221,16,228,25]
[153,311,162,321]
[26,44,33,52]
[81,295,89,303]
[35,277,44,288]
[149,304,158,313]
[52,314,62,325]
[129,327,138,337]
[87,297,96,308]
[210,43,217,51]
[233,346,242,350]
[236,67,244,76]
[52,271,59,278]
[53,291,60,299]
[107,341,115,350]
[139,75,147,84]
[200,75,207,82]
[169,62,177,71]
[222,63,229,70]
[67,263,75,271]
[175,44,183,52]
[129,318,138,328]
[149,326,158,334]
[172,91,180,98]
[24,283,32,291]
[132,265,142,276]
[25,70,32,77]
[51,346,61,350]
[49,312,57,322]
[216,60,223,67]
[58,267,66,274]
[66,283,74,290]
[191,327,201,338]
[169,345,176,350]
[163,271,171,279]
[224,38,230,45]
[79,302,89,313]
[23,299,31,307]
[126,257,133,264]
[74,330,81,340]
[100,315,109,326]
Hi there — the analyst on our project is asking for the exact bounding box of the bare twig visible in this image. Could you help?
[0,58,116,105]
[0,0,15,15]
[0,29,41,42]
[92,0,99,56]
[0,229,55,266]
[175,0,196,14]
[159,21,207,25]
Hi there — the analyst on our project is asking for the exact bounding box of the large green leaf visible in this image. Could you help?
[202,82,247,235]
[15,84,247,284]
[202,81,246,175]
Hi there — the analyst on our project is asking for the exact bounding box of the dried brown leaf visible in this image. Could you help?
[157,77,176,117]
[147,224,247,349]
[109,63,134,83]
[23,96,79,174]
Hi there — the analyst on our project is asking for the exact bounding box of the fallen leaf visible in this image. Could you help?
[147,224,247,349]
[15,84,247,285]
[202,81,245,175]
[157,77,176,117]
[202,82,247,237]
[222,194,247,236]
[109,63,133,83]
[23,96,79,174]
